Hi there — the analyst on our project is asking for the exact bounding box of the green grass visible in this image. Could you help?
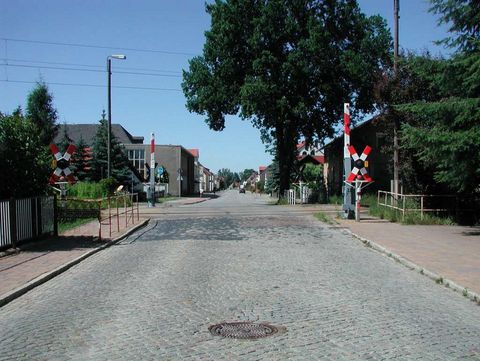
[328,194,343,205]
[156,196,178,203]
[59,218,96,233]
[68,182,107,199]
[276,198,289,205]
[314,212,338,225]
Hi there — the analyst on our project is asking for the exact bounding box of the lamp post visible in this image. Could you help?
[107,54,126,179]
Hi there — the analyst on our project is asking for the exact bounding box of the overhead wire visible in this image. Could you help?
[0,57,183,74]
[2,63,182,77]
[0,37,197,56]
[0,79,182,92]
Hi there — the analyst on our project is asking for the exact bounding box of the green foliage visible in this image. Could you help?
[217,168,240,188]
[265,158,280,194]
[240,168,255,182]
[68,181,108,199]
[90,111,131,183]
[256,180,265,193]
[429,0,480,52]
[314,211,337,225]
[374,2,480,194]
[328,194,343,205]
[183,0,391,194]
[70,137,91,182]
[99,177,118,197]
[0,109,51,198]
[399,98,480,193]
[26,81,58,145]
[302,164,322,183]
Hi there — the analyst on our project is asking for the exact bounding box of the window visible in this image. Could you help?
[128,147,146,175]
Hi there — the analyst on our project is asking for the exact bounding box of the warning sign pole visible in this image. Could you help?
[148,132,155,207]
[343,103,354,219]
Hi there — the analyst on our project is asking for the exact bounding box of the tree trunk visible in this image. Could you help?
[276,120,296,197]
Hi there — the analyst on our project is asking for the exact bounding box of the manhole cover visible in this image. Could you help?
[209,322,282,339]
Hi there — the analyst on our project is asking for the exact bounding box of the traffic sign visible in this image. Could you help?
[157,166,164,176]
[49,143,76,185]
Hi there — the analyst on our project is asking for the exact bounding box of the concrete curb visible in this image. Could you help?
[183,199,208,205]
[0,219,150,308]
[338,227,480,305]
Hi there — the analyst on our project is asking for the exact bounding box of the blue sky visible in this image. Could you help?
[0,0,449,173]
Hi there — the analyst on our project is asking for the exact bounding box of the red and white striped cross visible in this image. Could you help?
[49,143,77,184]
[346,145,373,183]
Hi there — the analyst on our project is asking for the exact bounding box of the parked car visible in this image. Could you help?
[239,187,245,194]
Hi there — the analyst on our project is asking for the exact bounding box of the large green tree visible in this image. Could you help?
[386,0,480,193]
[0,109,51,198]
[183,0,391,194]
[26,81,59,145]
[91,111,131,183]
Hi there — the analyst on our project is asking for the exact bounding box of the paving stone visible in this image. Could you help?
[0,191,479,360]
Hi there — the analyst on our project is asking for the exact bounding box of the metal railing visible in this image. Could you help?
[98,193,140,240]
[377,190,479,222]
[0,196,55,250]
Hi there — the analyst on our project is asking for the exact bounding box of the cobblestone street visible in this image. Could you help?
[1,191,479,360]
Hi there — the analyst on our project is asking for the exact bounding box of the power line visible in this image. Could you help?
[0,79,183,92]
[1,37,197,56]
[0,57,183,74]
[2,63,182,77]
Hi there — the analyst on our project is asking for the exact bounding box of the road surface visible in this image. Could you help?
[0,190,479,360]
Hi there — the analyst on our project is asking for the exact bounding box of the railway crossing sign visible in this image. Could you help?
[346,145,373,183]
[49,143,77,185]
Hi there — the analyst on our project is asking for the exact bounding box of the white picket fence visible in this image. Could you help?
[0,196,55,250]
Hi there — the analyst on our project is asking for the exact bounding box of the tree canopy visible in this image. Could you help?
[91,111,131,183]
[385,0,480,194]
[0,109,51,198]
[183,0,391,194]
[26,81,58,145]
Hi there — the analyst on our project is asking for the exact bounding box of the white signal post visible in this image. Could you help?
[343,103,374,222]
[149,132,155,207]
[343,103,354,218]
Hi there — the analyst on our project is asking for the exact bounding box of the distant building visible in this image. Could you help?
[124,143,195,196]
[55,123,195,196]
[297,141,325,164]
[54,123,144,146]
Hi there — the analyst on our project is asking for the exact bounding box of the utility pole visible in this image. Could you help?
[393,0,400,195]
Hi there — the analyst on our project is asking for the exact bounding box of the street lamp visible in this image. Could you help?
[107,54,126,179]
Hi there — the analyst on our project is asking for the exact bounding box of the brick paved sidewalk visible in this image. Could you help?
[335,215,480,295]
[0,198,205,305]
[293,202,480,295]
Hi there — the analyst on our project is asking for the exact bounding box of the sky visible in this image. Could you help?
[0,0,450,174]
